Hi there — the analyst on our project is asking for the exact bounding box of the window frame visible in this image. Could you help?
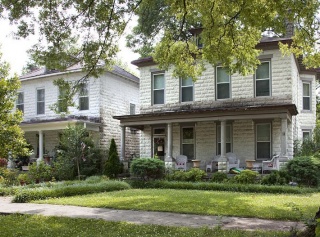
[302,129,312,141]
[216,124,233,155]
[254,60,271,97]
[302,82,311,111]
[255,122,272,160]
[36,88,45,115]
[181,126,195,161]
[16,92,24,113]
[216,66,231,100]
[130,103,136,115]
[180,77,194,102]
[79,82,89,111]
[152,72,165,105]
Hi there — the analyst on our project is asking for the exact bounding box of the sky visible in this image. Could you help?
[0,18,140,76]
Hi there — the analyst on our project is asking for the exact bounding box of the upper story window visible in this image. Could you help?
[302,130,311,140]
[130,103,136,115]
[37,89,45,115]
[216,67,231,100]
[217,124,232,155]
[255,61,271,97]
[16,92,24,113]
[152,73,165,105]
[181,77,193,102]
[303,82,311,110]
[256,123,271,160]
[79,83,89,110]
[58,87,67,113]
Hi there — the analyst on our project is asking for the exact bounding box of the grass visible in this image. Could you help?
[35,189,320,221]
[0,214,290,237]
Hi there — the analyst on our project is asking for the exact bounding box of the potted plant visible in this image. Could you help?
[17,173,30,186]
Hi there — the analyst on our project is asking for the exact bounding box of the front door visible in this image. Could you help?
[153,137,165,161]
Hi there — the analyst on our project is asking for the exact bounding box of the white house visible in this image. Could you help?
[114,36,318,171]
[17,64,140,162]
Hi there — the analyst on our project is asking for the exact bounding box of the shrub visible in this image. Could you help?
[53,155,75,181]
[17,173,31,185]
[28,162,53,183]
[166,169,206,182]
[130,158,165,180]
[232,170,259,184]
[104,139,122,178]
[261,170,288,185]
[286,156,320,187]
[211,172,228,183]
[0,168,19,186]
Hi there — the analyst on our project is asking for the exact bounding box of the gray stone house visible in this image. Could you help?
[17,64,140,162]
[114,37,317,170]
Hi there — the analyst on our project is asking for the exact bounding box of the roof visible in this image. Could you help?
[20,64,139,83]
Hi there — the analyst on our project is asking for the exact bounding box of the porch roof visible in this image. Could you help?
[20,116,101,132]
[113,104,297,129]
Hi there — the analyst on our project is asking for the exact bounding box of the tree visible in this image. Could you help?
[104,138,122,178]
[1,1,320,82]
[0,50,29,158]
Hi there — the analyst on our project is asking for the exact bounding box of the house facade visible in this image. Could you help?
[17,65,140,162]
[114,37,317,170]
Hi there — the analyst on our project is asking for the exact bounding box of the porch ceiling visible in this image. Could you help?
[20,119,101,132]
[114,104,297,129]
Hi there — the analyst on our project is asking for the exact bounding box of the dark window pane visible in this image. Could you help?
[154,74,164,89]
[183,127,194,140]
[217,83,230,99]
[154,90,164,104]
[130,103,135,115]
[256,62,269,79]
[303,97,310,110]
[182,144,194,160]
[303,83,310,96]
[37,102,44,114]
[256,80,270,96]
[17,104,24,113]
[79,97,89,110]
[217,67,230,83]
[257,142,270,159]
[17,93,24,104]
[257,124,270,141]
[303,132,310,140]
[37,89,45,101]
[182,77,193,86]
[154,128,165,135]
[182,87,193,102]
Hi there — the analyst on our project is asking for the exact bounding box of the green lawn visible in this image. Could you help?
[34,189,320,221]
[0,214,290,237]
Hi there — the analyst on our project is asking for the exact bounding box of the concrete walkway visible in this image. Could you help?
[0,196,305,231]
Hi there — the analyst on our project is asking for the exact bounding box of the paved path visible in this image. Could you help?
[0,196,305,231]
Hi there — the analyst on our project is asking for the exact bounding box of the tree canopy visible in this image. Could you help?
[0,51,29,158]
[1,0,320,80]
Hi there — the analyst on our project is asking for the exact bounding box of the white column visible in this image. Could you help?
[166,123,173,162]
[38,130,44,161]
[120,126,126,161]
[281,118,288,157]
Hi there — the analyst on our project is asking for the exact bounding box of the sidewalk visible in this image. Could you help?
[0,196,305,231]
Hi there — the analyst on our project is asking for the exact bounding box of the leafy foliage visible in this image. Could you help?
[166,168,206,182]
[211,172,228,183]
[0,167,19,187]
[130,158,165,180]
[0,158,7,167]
[261,170,289,186]
[232,170,259,184]
[104,138,122,178]
[28,162,53,183]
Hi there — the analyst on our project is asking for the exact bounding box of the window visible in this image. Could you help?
[216,67,231,99]
[256,123,271,159]
[130,103,136,115]
[152,73,165,105]
[302,130,311,140]
[79,83,89,110]
[303,82,311,110]
[195,34,203,48]
[37,89,45,115]
[181,77,193,102]
[255,61,271,97]
[181,127,195,160]
[16,92,24,113]
[217,124,232,155]
[58,87,67,113]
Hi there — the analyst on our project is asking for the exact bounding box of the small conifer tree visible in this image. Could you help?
[104,139,122,178]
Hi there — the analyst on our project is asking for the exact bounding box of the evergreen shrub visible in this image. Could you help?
[130,158,165,180]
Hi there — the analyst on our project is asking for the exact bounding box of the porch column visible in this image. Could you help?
[120,125,126,161]
[218,120,228,172]
[166,123,173,162]
[281,118,288,157]
[38,130,44,161]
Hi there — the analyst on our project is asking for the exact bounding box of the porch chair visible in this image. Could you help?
[175,155,187,171]
[226,152,240,171]
[262,154,280,174]
[206,155,220,172]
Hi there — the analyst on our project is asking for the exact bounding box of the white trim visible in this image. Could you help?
[216,66,231,100]
[255,60,271,97]
[152,72,165,105]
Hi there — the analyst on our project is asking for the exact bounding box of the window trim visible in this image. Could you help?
[152,72,165,105]
[16,91,24,113]
[302,81,311,111]
[180,77,194,102]
[36,88,45,115]
[180,125,195,161]
[302,129,312,141]
[79,82,89,111]
[216,124,233,155]
[255,122,272,160]
[216,66,231,100]
[254,60,271,97]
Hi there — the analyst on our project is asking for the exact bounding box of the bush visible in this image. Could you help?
[53,155,75,181]
[28,162,53,183]
[286,156,320,187]
[232,170,259,184]
[104,139,122,178]
[166,169,206,182]
[211,172,228,183]
[130,158,165,180]
[0,168,19,186]
[261,170,288,185]
[13,180,131,203]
